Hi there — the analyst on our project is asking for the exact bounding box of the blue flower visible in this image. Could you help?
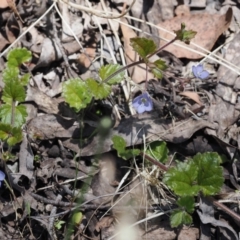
[0,170,5,187]
[132,92,153,114]
[192,64,209,80]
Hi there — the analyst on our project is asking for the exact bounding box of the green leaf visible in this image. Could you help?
[0,105,12,125]
[62,79,92,112]
[174,23,197,44]
[0,123,11,141]
[163,152,224,197]
[193,152,224,196]
[130,37,157,59]
[146,141,168,163]
[170,210,192,228]
[153,59,168,71]
[2,81,26,103]
[149,59,167,79]
[163,160,200,196]
[99,64,124,84]
[2,67,19,83]
[7,48,32,68]
[112,135,126,153]
[0,104,27,128]
[55,220,65,230]
[176,196,195,213]
[7,127,22,146]
[112,135,140,160]
[86,78,111,99]
[24,202,31,215]
[0,124,22,146]
[14,105,28,127]
[19,73,31,86]
[151,67,163,79]
[72,212,83,225]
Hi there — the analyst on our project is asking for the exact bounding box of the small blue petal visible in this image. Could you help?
[137,104,146,114]
[132,92,153,114]
[0,170,5,181]
[199,70,209,79]
[192,64,209,80]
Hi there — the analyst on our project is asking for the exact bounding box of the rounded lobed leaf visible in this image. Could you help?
[7,127,23,146]
[2,67,19,83]
[7,48,32,68]
[62,79,92,112]
[130,37,157,59]
[146,141,168,163]
[193,152,224,195]
[170,210,192,228]
[99,64,124,84]
[2,81,26,103]
[163,160,200,196]
[86,78,111,99]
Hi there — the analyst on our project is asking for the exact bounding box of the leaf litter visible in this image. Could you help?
[0,0,240,239]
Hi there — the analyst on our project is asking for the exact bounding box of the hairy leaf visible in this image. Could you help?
[15,105,28,127]
[174,23,197,44]
[163,160,200,196]
[0,105,12,125]
[19,73,31,86]
[112,135,140,160]
[0,124,22,146]
[146,141,168,163]
[86,78,111,99]
[193,152,224,195]
[7,48,32,68]
[163,152,224,196]
[2,67,19,83]
[7,127,22,146]
[151,67,163,79]
[177,196,195,213]
[99,64,124,84]
[130,37,157,59]
[0,123,11,141]
[170,210,192,228]
[2,81,26,103]
[112,135,126,153]
[62,79,92,112]
[149,59,167,79]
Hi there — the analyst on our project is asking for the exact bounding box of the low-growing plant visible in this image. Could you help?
[163,152,224,227]
[62,23,197,114]
[0,48,32,155]
[112,136,224,227]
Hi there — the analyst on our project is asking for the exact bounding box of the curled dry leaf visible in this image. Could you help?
[158,7,233,59]
[179,91,203,105]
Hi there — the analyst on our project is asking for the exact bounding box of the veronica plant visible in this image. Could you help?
[63,23,197,114]
[163,152,224,227]
[0,48,32,151]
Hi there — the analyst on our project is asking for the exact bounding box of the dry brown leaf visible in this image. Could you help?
[158,7,233,59]
[179,91,202,105]
[6,15,20,43]
[120,18,154,83]
[95,216,114,232]
[0,34,9,52]
[78,47,96,68]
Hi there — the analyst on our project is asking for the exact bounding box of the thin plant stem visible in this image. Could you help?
[103,37,178,84]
